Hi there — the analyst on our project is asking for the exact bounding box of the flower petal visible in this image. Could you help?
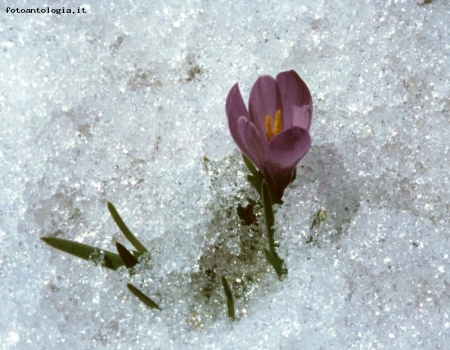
[248,75,283,144]
[291,105,313,130]
[226,83,250,154]
[237,116,266,172]
[276,70,313,131]
[264,127,311,198]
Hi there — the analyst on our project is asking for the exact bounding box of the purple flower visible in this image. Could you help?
[226,70,312,200]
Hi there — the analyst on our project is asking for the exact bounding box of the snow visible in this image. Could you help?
[1,0,449,349]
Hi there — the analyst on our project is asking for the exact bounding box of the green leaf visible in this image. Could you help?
[221,276,235,321]
[41,237,124,271]
[247,175,262,197]
[115,242,139,269]
[132,250,143,259]
[107,202,148,254]
[291,168,297,183]
[242,154,260,178]
[261,180,288,279]
[264,248,287,280]
[261,180,275,253]
[243,154,266,195]
[127,283,161,310]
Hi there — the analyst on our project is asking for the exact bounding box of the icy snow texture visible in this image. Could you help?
[1,0,449,349]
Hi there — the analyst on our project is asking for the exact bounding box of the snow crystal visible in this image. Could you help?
[1,0,449,349]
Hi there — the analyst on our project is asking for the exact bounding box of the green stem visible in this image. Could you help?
[261,180,275,253]
[261,180,287,280]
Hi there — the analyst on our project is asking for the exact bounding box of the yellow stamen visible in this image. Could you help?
[265,109,283,141]
[265,115,274,141]
[273,110,282,135]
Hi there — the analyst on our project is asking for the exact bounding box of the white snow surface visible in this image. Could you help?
[1,0,449,349]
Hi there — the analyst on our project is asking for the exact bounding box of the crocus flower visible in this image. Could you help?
[226,70,312,201]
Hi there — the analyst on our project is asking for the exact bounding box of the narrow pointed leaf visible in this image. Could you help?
[261,180,275,252]
[116,242,139,268]
[264,248,286,280]
[107,202,148,254]
[132,250,143,258]
[41,237,124,270]
[242,154,261,179]
[247,175,262,197]
[291,168,297,183]
[221,276,235,321]
[127,283,161,310]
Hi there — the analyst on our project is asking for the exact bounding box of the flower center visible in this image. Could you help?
[265,109,283,142]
